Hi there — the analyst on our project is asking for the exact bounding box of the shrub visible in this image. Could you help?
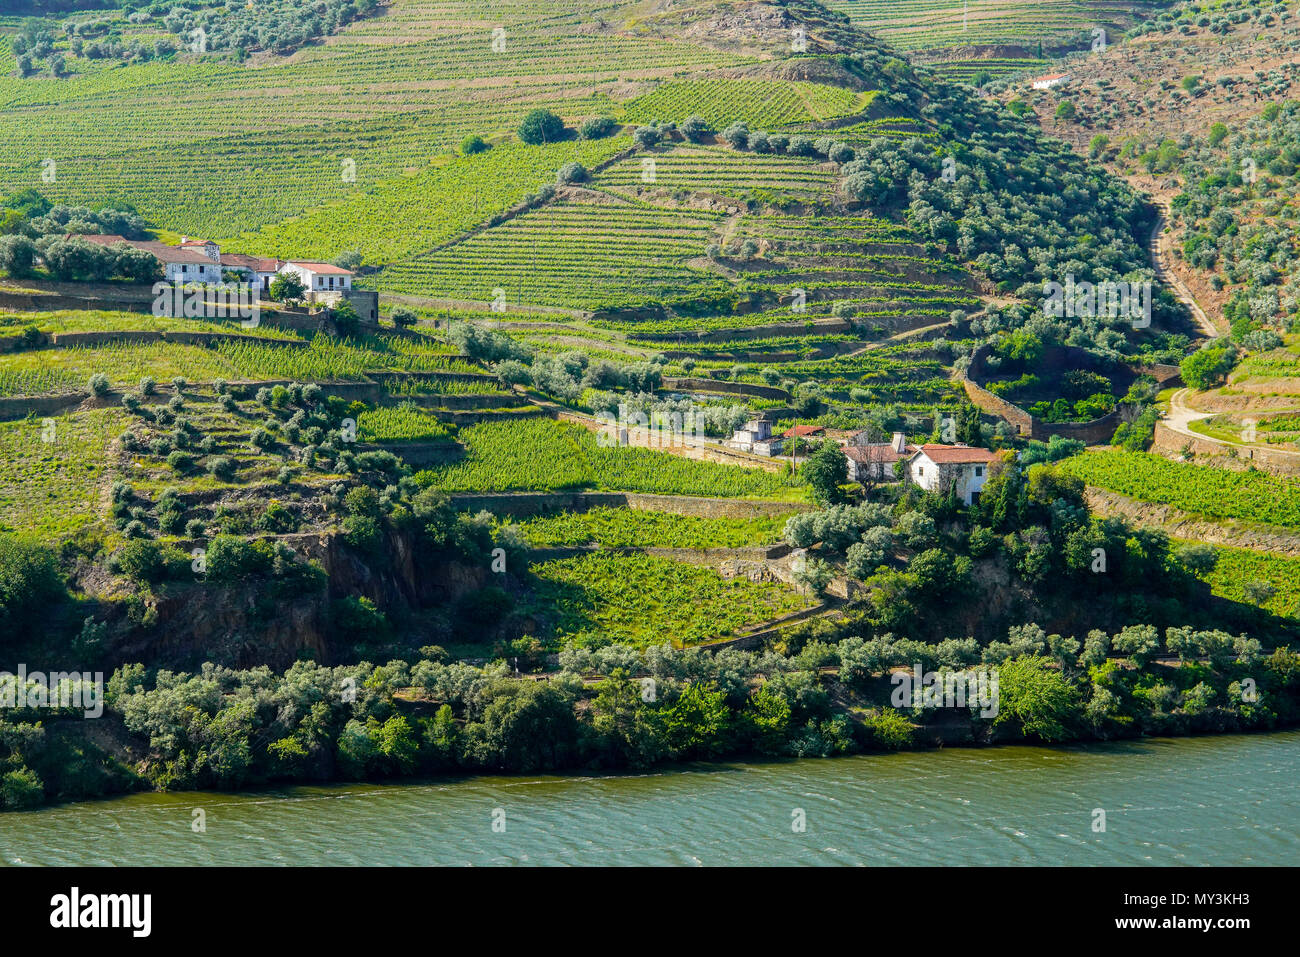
[332,595,392,645]
[679,115,710,142]
[633,125,661,148]
[0,235,38,278]
[721,122,749,149]
[556,161,588,184]
[578,116,616,139]
[88,373,110,397]
[166,450,194,473]
[460,134,489,155]
[205,535,274,581]
[0,768,44,810]
[111,539,186,584]
[342,514,383,553]
[207,456,237,481]
[0,535,64,633]
[518,109,564,145]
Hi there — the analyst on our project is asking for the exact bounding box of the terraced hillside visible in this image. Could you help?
[2,0,1298,810]
[826,0,1168,78]
[0,0,751,236]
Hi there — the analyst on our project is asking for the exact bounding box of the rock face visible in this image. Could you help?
[106,528,495,671]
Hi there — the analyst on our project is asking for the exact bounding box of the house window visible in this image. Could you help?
[975,466,984,477]
[918,466,924,476]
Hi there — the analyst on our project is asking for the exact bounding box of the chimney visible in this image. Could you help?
[891,432,906,454]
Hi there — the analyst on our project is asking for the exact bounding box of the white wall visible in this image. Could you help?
[165,262,223,284]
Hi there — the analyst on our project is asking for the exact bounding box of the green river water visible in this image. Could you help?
[2,731,1296,865]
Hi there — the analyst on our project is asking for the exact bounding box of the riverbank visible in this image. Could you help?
[5,731,1296,866]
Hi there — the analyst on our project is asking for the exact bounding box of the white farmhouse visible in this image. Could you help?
[1030,72,1070,90]
[73,234,223,284]
[728,418,781,456]
[844,431,915,483]
[906,444,999,505]
[278,261,353,294]
[221,253,282,294]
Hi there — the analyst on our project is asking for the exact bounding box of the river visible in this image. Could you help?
[3,731,1296,865]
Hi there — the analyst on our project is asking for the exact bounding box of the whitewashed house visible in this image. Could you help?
[279,261,353,294]
[221,253,282,294]
[1031,72,1070,90]
[728,418,781,456]
[844,431,915,483]
[906,444,999,505]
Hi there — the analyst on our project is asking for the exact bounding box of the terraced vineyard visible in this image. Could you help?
[824,0,1157,53]
[416,418,807,499]
[620,79,873,127]
[514,506,792,548]
[526,551,814,650]
[378,199,730,309]
[379,138,975,320]
[1197,544,1300,618]
[928,58,1049,80]
[0,335,475,396]
[1058,451,1300,531]
[0,408,123,538]
[357,403,457,443]
[0,0,750,237]
[596,144,838,202]
[226,137,633,267]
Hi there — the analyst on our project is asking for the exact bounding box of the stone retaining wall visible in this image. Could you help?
[1151,421,1300,476]
[961,344,1182,442]
[661,376,790,400]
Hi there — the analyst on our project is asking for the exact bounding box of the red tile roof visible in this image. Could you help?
[782,424,824,438]
[222,253,280,271]
[914,444,999,465]
[285,260,352,276]
[845,443,916,464]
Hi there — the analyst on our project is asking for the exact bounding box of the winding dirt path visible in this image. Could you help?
[1163,388,1300,464]
[1149,200,1221,338]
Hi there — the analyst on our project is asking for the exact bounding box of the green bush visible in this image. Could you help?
[111,539,188,585]
[207,456,237,481]
[578,116,616,139]
[205,535,274,581]
[518,109,564,145]
[331,595,391,646]
[0,534,64,632]
[0,767,44,810]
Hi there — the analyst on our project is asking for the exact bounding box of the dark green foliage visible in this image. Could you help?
[518,109,565,145]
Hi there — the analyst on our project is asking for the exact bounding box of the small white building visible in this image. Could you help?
[221,253,282,294]
[728,418,781,456]
[279,261,353,294]
[1031,72,1070,90]
[844,432,914,483]
[907,444,999,505]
